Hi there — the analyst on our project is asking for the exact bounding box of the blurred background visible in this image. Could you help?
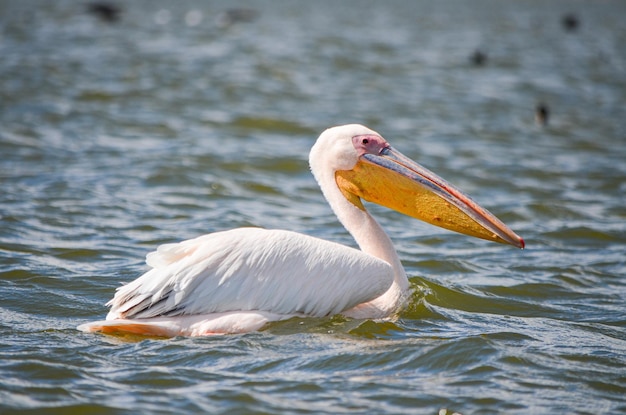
[1,1,625,414]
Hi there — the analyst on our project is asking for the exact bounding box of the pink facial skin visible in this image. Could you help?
[352,134,390,156]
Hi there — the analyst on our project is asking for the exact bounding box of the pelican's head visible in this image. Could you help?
[310,124,524,248]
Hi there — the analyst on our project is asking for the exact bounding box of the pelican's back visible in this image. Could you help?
[106,228,394,321]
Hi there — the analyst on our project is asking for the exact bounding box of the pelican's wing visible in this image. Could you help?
[106,228,393,320]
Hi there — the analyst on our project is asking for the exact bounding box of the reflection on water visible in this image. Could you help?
[1,0,625,414]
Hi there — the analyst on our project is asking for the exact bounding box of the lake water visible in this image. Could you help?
[1,1,625,414]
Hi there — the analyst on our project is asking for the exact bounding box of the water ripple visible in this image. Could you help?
[1,0,626,414]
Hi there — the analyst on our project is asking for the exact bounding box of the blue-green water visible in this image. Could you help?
[1,1,625,414]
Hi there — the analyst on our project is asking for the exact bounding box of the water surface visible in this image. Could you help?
[1,1,625,414]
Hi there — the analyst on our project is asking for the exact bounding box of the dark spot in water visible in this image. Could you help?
[562,13,580,32]
[535,102,549,126]
[470,49,487,66]
[217,8,259,27]
[87,2,122,23]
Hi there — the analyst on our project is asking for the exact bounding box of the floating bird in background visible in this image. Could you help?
[470,49,487,66]
[561,13,580,32]
[216,8,259,27]
[535,102,550,126]
[78,124,524,337]
[86,2,121,23]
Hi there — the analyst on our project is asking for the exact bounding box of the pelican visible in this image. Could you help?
[78,124,524,337]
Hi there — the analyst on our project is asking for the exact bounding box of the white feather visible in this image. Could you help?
[106,228,393,320]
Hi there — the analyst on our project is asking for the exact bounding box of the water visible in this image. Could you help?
[1,0,625,413]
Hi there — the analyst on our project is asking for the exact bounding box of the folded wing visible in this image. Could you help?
[106,228,393,320]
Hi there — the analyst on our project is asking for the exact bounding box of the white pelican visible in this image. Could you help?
[78,124,524,337]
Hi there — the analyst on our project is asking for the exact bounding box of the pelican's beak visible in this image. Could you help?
[335,147,525,248]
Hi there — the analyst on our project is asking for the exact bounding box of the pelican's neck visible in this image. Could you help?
[316,171,409,317]
[337,196,403,279]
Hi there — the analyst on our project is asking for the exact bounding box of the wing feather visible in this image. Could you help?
[107,228,393,320]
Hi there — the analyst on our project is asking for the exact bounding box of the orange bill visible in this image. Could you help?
[336,147,524,248]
